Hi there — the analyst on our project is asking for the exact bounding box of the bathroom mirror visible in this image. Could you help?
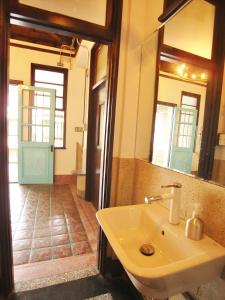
[135,0,225,186]
[152,53,208,175]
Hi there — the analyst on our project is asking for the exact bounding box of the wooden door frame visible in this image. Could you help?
[0,0,14,298]
[0,0,123,297]
[86,44,104,203]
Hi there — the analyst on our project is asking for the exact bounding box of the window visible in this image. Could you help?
[31,64,68,148]
[181,91,200,124]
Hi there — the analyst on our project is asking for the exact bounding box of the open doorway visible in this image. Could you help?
[8,25,109,287]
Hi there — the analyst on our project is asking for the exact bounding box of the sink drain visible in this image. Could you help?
[140,244,155,256]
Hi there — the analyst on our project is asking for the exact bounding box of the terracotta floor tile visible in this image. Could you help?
[52,244,72,259]
[51,218,66,227]
[67,223,84,233]
[13,250,30,265]
[71,241,92,255]
[11,183,98,267]
[51,225,68,236]
[17,222,35,231]
[33,237,51,249]
[14,230,33,240]
[69,231,88,243]
[34,228,51,238]
[51,234,70,246]
[30,247,52,263]
[13,239,32,251]
[35,221,51,228]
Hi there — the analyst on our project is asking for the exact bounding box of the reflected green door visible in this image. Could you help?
[169,107,197,173]
[18,85,55,184]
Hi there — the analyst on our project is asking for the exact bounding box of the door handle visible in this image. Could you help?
[50,145,54,152]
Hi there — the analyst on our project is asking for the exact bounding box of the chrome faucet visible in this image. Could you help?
[145,183,182,225]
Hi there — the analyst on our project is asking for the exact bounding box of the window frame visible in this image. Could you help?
[180,91,201,125]
[31,63,68,149]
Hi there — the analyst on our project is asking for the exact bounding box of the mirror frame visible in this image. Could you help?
[150,0,225,181]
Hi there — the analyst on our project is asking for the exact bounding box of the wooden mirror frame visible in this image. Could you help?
[0,0,123,297]
[150,0,225,181]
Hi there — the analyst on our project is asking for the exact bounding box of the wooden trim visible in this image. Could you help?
[159,73,207,87]
[1,0,123,293]
[180,91,201,124]
[85,44,97,203]
[149,29,163,162]
[31,63,68,148]
[198,0,225,179]
[9,0,113,44]
[54,175,76,185]
[0,0,14,297]
[160,44,214,70]
[9,79,23,85]
[10,42,76,57]
[158,0,191,23]
[97,0,123,275]
[157,100,177,107]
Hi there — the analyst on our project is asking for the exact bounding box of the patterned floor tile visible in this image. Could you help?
[69,231,88,243]
[13,250,30,265]
[30,247,52,263]
[33,237,51,249]
[51,218,66,227]
[71,241,92,255]
[11,184,95,265]
[34,228,51,238]
[51,225,68,236]
[51,234,70,246]
[52,244,72,259]
[14,230,33,240]
[13,239,32,251]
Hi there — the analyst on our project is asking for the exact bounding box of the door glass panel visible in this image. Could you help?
[54,111,64,148]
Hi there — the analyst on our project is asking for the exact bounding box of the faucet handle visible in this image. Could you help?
[161,182,182,189]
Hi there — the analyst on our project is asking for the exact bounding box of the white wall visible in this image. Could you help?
[9,45,86,175]
[113,0,164,159]
[19,0,107,26]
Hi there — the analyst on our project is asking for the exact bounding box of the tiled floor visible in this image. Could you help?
[10,184,97,266]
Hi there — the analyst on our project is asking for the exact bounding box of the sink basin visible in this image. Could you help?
[96,203,225,299]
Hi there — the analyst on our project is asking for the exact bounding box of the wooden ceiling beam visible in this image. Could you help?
[10,24,79,50]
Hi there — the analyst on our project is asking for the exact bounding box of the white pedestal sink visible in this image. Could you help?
[96,203,225,299]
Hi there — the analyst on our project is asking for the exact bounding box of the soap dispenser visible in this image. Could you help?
[185,203,204,241]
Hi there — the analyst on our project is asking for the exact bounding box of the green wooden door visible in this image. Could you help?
[18,85,55,184]
[169,107,197,173]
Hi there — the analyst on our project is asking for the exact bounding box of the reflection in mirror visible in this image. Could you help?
[163,0,215,59]
[152,54,207,175]
[134,0,225,187]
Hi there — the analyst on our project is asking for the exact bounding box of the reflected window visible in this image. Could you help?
[31,64,68,148]
[181,91,200,125]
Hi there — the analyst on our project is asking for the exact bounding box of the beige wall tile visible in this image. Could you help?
[110,158,225,299]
